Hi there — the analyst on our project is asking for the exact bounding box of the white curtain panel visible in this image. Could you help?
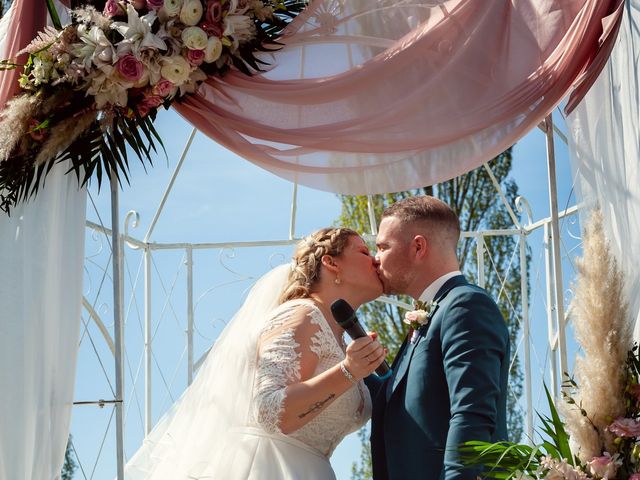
[0,4,86,479]
[566,0,640,336]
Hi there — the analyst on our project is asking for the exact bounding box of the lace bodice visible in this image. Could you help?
[251,298,371,457]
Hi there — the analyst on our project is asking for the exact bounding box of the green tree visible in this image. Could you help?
[61,436,77,480]
[340,148,529,479]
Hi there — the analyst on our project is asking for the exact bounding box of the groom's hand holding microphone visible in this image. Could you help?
[332,299,392,380]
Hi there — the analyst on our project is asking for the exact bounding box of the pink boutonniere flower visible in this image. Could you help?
[404,300,438,343]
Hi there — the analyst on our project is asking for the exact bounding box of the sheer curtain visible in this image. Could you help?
[177,0,623,194]
[0,1,86,479]
[566,0,640,335]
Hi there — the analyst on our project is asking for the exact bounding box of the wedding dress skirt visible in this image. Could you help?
[214,427,336,480]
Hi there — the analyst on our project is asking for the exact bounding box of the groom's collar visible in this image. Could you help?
[417,270,462,304]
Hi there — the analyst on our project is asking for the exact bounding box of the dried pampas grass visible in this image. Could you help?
[35,110,97,166]
[0,95,40,163]
[560,209,630,462]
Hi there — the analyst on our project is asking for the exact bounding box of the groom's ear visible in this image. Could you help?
[412,235,429,260]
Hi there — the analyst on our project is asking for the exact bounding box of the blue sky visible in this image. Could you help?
[73,106,581,479]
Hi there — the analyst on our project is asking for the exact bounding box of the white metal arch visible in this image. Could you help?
[72,111,577,480]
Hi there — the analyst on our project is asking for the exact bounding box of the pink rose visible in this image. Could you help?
[186,49,205,66]
[117,54,144,83]
[152,78,175,97]
[608,417,640,437]
[137,95,164,117]
[405,312,420,324]
[103,0,124,17]
[587,454,619,479]
[200,21,223,38]
[205,0,223,23]
[630,474,640,480]
[146,0,164,9]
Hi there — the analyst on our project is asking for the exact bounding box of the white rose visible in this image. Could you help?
[162,0,182,17]
[204,36,222,63]
[180,0,203,26]
[181,26,208,50]
[160,55,192,85]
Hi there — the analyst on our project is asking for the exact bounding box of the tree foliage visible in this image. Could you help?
[339,148,530,479]
[61,435,77,480]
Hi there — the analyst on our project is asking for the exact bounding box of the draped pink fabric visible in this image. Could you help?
[176,0,623,194]
[0,0,48,110]
[0,0,622,195]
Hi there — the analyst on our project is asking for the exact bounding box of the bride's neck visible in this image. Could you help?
[308,293,358,336]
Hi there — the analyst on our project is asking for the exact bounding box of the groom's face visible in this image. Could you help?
[375,216,414,295]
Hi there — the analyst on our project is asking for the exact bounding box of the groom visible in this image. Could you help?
[367,195,509,479]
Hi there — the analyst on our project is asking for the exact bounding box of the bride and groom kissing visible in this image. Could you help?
[124,195,510,480]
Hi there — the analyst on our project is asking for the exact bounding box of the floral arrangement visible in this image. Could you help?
[0,0,305,214]
[461,210,639,479]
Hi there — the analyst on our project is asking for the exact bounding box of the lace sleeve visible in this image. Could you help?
[253,300,332,434]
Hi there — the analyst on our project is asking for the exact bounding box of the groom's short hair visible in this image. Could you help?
[382,196,460,248]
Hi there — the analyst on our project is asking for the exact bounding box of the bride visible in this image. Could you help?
[124,227,386,479]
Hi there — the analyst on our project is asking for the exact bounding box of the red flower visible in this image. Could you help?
[28,119,47,142]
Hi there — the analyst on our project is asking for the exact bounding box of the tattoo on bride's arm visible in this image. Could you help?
[297,393,336,419]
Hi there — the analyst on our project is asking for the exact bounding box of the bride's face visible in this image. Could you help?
[334,235,383,302]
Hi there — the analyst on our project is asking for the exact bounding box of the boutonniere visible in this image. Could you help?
[404,300,438,343]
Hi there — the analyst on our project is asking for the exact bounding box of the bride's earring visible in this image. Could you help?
[335,276,341,285]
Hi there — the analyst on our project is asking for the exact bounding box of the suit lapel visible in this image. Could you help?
[387,275,468,399]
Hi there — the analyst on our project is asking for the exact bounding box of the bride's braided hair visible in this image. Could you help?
[279,227,359,304]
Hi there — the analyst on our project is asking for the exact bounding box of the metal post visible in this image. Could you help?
[144,247,152,434]
[367,195,378,235]
[544,223,559,398]
[110,171,125,480]
[476,234,485,288]
[520,233,533,443]
[544,114,568,385]
[144,127,197,243]
[289,181,298,240]
[186,247,194,384]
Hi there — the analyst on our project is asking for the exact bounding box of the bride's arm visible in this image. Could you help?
[253,303,384,435]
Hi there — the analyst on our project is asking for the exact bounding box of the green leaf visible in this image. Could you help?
[541,384,574,464]
[45,0,63,30]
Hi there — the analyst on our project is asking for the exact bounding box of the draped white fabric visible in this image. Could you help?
[0,161,86,480]
[0,5,86,479]
[566,0,640,335]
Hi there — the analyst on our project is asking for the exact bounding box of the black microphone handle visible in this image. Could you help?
[343,324,391,377]
[331,299,391,378]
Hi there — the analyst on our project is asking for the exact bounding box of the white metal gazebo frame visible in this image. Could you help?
[73,111,578,479]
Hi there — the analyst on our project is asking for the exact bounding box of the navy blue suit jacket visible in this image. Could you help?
[367,275,509,480]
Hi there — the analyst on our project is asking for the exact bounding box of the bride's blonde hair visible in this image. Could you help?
[280,227,359,304]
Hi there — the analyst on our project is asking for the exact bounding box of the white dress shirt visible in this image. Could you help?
[417,270,462,304]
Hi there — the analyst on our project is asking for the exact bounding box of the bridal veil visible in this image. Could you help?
[123,264,291,479]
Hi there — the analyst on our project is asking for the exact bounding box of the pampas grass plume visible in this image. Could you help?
[0,95,40,163]
[560,209,630,462]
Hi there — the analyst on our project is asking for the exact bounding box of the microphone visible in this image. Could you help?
[330,299,391,379]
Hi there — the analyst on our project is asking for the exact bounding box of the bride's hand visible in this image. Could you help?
[343,332,386,380]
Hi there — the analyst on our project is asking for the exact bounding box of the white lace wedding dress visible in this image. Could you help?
[216,298,371,479]
[123,266,371,480]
